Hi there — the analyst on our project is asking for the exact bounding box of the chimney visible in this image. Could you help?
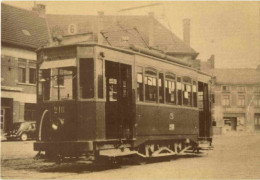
[183,18,190,46]
[148,12,154,47]
[32,3,46,18]
[207,54,215,69]
[97,11,104,44]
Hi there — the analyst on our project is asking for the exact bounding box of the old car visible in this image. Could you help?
[5,121,36,141]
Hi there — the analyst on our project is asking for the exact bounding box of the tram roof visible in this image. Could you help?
[37,42,212,78]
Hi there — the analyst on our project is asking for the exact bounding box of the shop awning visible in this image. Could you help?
[40,58,76,69]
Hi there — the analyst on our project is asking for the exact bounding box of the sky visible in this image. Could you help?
[2,1,260,69]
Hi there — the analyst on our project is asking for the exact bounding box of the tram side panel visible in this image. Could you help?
[135,104,199,146]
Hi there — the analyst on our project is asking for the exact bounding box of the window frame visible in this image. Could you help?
[182,76,192,107]
[29,68,36,84]
[237,94,245,107]
[18,66,26,83]
[18,58,27,83]
[222,94,230,107]
[255,96,260,107]
[144,68,157,103]
[222,85,230,92]
[165,73,176,105]
[136,66,144,102]
[237,86,245,93]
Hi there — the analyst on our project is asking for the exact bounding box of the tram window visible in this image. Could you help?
[108,78,117,101]
[198,92,204,109]
[144,70,157,102]
[183,84,192,106]
[136,67,144,101]
[193,81,197,107]
[52,69,64,86]
[51,68,76,100]
[97,58,104,99]
[159,73,164,103]
[165,74,176,104]
[177,77,182,105]
[182,77,192,106]
[80,58,94,99]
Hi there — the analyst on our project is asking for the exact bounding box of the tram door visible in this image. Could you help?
[105,61,133,139]
[198,82,211,137]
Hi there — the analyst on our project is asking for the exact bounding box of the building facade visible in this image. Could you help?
[201,58,260,134]
[1,3,49,136]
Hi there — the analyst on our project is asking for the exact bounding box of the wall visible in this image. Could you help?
[212,83,260,133]
[1,45,37,125]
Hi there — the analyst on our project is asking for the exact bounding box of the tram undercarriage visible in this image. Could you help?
[34,137,211,164]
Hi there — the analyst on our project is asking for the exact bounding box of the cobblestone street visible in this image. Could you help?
[1,134,260,179]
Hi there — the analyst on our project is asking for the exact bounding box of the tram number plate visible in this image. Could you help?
[169,124,175,131]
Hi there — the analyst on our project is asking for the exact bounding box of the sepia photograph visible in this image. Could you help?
[1,1,260,179]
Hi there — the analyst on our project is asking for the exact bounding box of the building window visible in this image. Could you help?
[144,69,157,102]
[255,96,260,107]
[237,86,245,92]
[222,95,230,106]
[29,68,36,84]
[222,85,230,92]
[165,74,176,104]
[159,73,164,103]
[255,86,260,93]
[237,95,245,107]
[18,58,27,83]
[18,67,26,83]
[255,114,260,125]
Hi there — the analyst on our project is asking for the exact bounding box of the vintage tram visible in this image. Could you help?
[34,42,212,161]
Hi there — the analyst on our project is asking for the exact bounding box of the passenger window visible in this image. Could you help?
[159,73,164,103]
[177,77,182,105]
[144,70,157,102]
[136,67,144,101]
[165,74,176,104]
[193,81,197,107]
[183,77,192,106]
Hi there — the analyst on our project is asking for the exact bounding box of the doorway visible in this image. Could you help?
[224,117,237,131]
[105,61,133,139]
[198,82,211,138]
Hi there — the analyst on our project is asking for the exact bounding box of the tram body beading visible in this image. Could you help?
[34,44,212,159]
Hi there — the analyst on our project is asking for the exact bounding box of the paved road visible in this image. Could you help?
[1,134,260,179]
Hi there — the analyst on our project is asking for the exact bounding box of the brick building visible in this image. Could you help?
[1,3,49,137]
[201,57,260,134]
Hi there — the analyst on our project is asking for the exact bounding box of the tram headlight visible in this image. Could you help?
[52,123,58,130]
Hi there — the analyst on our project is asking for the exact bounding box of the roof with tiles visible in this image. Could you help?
[46,14,197,55]
[213,68,260,85]
[1,3,50,49]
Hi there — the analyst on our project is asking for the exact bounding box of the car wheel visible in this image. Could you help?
[20,133,28,141]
